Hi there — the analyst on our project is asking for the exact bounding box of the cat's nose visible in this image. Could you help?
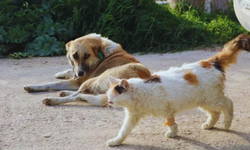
[108,101,113,104]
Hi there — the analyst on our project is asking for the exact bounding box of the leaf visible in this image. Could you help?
[8,26,30,44]
[25,34,65,57]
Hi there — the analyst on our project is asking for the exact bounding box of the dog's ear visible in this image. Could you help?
[66,41,72,52]
[93,45,105,60]
[108,75,120,85]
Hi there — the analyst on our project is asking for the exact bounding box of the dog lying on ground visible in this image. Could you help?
[23,33,151,106]
[42,63,151,106]
[105,34,250,146]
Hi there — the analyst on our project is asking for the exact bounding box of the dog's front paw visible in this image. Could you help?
[43,98,55,106]
[107,139,121,147]
[55,69,74,79]
[223,122,231,130]
[202,123,213,130]
[24,85,34,92]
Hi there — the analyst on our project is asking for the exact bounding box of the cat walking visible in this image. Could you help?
[106,34,250,146]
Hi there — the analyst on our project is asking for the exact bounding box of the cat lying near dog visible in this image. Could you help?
[106,34,250,146]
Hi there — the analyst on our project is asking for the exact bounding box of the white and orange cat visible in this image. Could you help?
[106,34,250,147]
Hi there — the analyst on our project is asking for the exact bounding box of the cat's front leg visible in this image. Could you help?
[165,117,178,138]
[107,111,140,147]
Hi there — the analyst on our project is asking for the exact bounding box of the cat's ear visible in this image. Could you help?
[120,79,129,90]
[108,75,120,84]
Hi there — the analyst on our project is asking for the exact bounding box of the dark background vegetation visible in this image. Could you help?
[0,0,248,58]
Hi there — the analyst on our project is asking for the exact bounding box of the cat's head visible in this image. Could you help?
[106,75,130,107]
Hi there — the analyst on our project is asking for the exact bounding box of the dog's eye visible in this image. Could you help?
[84,53,90,60]
[73,52,78,59]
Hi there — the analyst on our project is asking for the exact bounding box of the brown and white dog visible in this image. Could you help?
[24,33,151,106]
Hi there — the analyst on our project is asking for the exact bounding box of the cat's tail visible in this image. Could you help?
[207,34,250,72]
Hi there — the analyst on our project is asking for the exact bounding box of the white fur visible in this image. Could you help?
[85,33,120,56]
[86,33,119,55]
[106,61,234,146]
[55,69,74,79]
[101,37,119,56]
[86,33,101,39]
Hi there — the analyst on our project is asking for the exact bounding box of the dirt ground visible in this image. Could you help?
[1,48,250,150]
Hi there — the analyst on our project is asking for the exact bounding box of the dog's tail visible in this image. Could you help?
[207,34,250,72]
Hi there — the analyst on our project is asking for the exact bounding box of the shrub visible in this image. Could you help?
[0,0,248,58]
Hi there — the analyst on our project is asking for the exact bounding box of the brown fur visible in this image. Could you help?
[207,34,250,71]
[24,34,149,93]
[42,63,151,106]
[199,60,212,69]
[166,117,176,126]
[183,71,199,85]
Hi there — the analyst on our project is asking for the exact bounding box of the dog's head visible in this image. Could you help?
[65,33,120,77]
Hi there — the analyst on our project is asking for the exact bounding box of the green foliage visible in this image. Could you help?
[25,34,65,56]
[0,0,248,58]
[9,52,29,59]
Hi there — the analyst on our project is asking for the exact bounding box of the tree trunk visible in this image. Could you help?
[211,0,229,12]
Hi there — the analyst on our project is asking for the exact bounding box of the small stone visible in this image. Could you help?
[44,133,52,138]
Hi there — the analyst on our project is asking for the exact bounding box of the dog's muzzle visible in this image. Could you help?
[78,71,84,76]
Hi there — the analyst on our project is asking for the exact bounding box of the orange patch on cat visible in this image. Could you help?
[199,60,212,69]
[164,117,176,126]
[183,71,199,85]
[109,83,119,95]
[144,75,161,83]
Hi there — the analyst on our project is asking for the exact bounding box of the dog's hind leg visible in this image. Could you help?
[43,92,80,105]
[43,93,107,106]
[55,69,74,79]
[58,90,75,97]
[77,94,108,106]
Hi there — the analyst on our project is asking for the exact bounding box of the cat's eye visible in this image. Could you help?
[115,85,126,94]
[84,53,90,60]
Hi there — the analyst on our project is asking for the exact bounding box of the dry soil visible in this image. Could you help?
[1,48,250,150]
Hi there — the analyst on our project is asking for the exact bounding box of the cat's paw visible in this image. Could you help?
[165,123,178,138]
[202,123,213,130]
[165,131,177,138]
[107,139,121,147]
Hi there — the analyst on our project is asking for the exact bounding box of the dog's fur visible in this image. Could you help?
[23,33,151,95]
[106,34,250,146]
[42,63,151,106]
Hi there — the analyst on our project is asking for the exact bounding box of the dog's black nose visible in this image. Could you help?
[78,71,84,76]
